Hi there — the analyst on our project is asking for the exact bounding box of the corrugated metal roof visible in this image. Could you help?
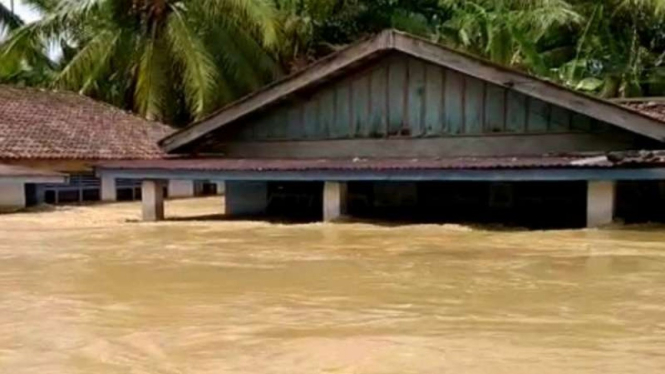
[97,151,665,172]
[619,100,665,123]
[97,154,665,173]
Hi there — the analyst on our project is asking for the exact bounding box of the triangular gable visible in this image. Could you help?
[161,30,665,153]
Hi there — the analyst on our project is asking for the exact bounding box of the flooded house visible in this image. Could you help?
[97,30,665,229]
[0,85,216,211]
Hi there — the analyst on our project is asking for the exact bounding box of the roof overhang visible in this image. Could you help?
[160,30,665,153]
[0,163,67,184]
[95,155,665,182]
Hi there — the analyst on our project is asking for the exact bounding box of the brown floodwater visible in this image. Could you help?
[1,197,664,373]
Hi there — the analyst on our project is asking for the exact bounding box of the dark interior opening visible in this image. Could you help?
[616,181,665,223]
[196,181,219,196]
[266,182,324,221]
[24,184,38,207]
[347,181,587,229]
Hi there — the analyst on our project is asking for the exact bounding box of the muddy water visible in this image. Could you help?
[0,198,664,373]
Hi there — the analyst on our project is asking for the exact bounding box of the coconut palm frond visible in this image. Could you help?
[166,6,219,118]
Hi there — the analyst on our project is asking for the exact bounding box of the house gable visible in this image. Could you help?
[161,30,665,156]
[218,54,628,141]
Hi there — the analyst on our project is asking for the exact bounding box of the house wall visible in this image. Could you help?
[225,181,268,216]
[204,54,654,158]
[0,182,26,211]
[0,160,208,204]
[168,180,196,198]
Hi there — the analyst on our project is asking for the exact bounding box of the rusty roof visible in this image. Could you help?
[618,99,665,123]
[96,153,665,173]
[0,85,175,160]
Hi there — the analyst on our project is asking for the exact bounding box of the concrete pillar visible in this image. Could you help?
[587,181,615,228]
[142,180,165,222]
[216,182,225,195]
[0,182,26,212]
[323,182,347,222]
[168,179,195,198]
[225,181,268,216]
[100,175,117,202]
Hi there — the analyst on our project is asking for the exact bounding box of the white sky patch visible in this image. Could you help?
[0,0,62,60]
[0,0,43,23]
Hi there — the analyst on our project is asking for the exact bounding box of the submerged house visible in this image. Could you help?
[0,85,216,211]
[97,30,665,229]
[0,163,66,211]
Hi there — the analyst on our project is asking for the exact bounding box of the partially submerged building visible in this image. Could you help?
[0,163,66,211]
[97,30,665,229]
[0,85,214,210]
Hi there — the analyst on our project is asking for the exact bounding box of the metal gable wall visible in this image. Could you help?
[224,54,624,142]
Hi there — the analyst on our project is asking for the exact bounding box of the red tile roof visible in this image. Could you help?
[0,85,175,160]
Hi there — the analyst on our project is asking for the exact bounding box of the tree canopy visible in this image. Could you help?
[1,0,664,126]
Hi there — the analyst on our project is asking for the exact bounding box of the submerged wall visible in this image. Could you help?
[347,181,588,229]
[0,182,26,212]
[221,180,665,228]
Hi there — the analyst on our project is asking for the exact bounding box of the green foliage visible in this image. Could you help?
[272,0,446,69]
[1,0,665,126]
[1,0,280,124]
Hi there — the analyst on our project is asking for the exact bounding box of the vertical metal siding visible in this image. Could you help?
[239,54,615,141]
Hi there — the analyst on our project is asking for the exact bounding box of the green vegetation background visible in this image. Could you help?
[1,0,664,127]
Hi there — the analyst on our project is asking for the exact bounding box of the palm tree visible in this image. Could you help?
[558,0,665,97]
[0,0,58,85]
[1,1,23,30]
[1,0,281,124]
[272,0,443,72]
[436,0,582,76]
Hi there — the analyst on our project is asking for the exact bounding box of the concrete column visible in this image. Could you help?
[168,179,195,198]
[216,182,226,195]
[225,181,268,217]
[587,181,615,228]
[0,182,26,212]
[323,182,347,222]
[100,175,117,202]
[142,180,165,222]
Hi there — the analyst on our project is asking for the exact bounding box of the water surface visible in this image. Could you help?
[0,198,664,373]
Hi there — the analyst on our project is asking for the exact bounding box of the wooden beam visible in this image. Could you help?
[214,133,643,159]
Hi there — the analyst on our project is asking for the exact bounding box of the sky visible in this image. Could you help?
[0,0,42,23]
[0,0,61,58]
